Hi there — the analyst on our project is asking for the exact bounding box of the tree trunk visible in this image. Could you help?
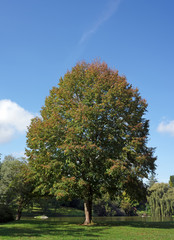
[83,199,93,225]
[16,204,23,221]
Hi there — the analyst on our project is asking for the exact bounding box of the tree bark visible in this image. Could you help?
[16,204,23,221]
[83,199,93,225]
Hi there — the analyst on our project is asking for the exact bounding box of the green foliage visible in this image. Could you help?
[148,183,174,217]
[26,60,156,222]
[0,155,35,220]
[169,175,174,187]
[93,193,122,216]
[120,192,138,216]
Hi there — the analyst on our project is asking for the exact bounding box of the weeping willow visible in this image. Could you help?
[148,183,174,217]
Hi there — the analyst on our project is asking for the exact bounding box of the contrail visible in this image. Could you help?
[79,0,121,44]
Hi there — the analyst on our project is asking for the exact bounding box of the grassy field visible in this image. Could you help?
[0,219,174,240]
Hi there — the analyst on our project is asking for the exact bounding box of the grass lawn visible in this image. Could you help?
[52,207,84,217]
[0,219,174,240]
[24,206,85,217]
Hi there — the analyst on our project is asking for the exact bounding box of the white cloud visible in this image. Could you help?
[0,99,34,144]
[79,0,121,44]
[157,120,174,136]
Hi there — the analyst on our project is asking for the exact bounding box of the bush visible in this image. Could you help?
[0,204,14,223]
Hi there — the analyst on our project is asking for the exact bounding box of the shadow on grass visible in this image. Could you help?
[0,219,174,238]
[0,220,108,238]
[95,220,174,229]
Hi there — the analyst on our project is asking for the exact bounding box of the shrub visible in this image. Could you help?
[0,204,14,223]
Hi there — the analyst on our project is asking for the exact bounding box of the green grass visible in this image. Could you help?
[23,206,84,217]
[0,219,174,240]
[54,207,84,217]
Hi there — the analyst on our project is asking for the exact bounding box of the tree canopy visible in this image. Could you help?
[26,61,156,224]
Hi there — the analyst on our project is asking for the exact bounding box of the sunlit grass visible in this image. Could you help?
[0,219,174,240]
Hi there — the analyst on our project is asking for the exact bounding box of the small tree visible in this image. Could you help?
[26,61,156,224]
[0,155,35,220]
[120,192,138,216]
[148,173,158,188]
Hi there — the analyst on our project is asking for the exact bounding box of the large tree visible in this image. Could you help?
[26,61,156,224]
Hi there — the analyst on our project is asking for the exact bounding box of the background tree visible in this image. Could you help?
[120,192,138,216]
[0,154,14,223]
[148,173,158,188]
[148,183,174,217]
[0,155,35,220]
[169,175,174,187]
[93,193,121,216]
[26,61,156,224]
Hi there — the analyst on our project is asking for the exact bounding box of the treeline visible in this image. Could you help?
[0,155,144,222]
[2,155,173,222]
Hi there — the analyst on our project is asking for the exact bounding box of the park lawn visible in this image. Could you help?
[23,206,84,217]
[51,207,84,217]
[0,220,174,240]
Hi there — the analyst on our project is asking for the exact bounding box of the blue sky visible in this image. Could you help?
[0,0,174,183]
